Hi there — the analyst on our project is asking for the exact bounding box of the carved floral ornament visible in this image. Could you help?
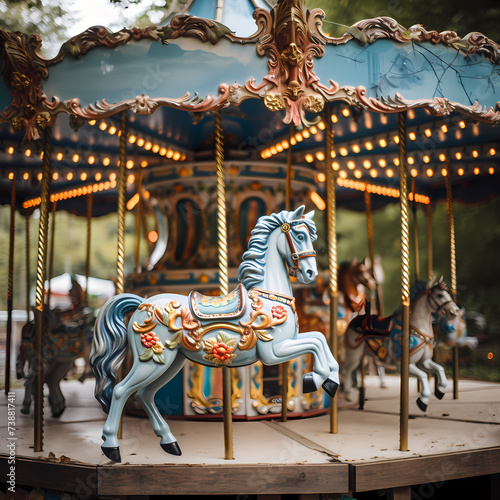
[1,1,500,142]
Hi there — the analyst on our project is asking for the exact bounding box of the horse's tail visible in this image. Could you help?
[90,293,143,413]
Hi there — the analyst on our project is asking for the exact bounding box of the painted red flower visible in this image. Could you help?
[271,305,287,319]
[212,342,234,363]
[141,332,159,348]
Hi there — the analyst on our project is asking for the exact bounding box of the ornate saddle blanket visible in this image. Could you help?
[190,284,246,320]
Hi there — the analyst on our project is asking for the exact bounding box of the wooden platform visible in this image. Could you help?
[1,376,499,497]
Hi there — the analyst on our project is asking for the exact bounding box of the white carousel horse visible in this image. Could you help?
[342,277,460,411]
[90,206,339,462]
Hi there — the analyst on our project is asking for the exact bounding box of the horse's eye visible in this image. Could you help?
[297,234,304,241]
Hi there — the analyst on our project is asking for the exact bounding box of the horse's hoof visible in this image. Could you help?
[52,407,65,418]
[322,379,339,398]
[435,387,445,400]
[302,373,317,393]
[161,441,182,456]
[416,398,428,412]
[20,407,30,415]
[102,446,121,462]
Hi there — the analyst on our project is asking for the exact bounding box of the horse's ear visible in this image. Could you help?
[427,274,436,290]
[304,210,315,220]
[292,205,305,219]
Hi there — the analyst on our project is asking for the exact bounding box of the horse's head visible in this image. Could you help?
[353,259,378,291]
[426,277,460,321]
[278,206,318,284]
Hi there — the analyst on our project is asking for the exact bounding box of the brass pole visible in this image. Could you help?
[134,172,143,273]
[325,104,338,434]
[26,214,31,320]
[282,123,294,422]
[214,112,234,460]
[5,174,16,394]
[445,162,459,399]
[426,204,433,280]
[411,179,420,281]
[398,112,411,452]
[116,112,128,440]
[117,112,127,295]
[34,128,52,452]
[46,201,57,308]
[85,193,93,305]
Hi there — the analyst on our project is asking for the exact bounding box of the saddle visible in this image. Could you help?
[189,284,246,321]
[351,312,394,343]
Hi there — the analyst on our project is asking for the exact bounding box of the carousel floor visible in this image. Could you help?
[1,376,499,497]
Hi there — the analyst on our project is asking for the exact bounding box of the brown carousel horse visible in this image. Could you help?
[16,276,94,417]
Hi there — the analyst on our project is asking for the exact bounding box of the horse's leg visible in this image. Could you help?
[101,360,169,462]
[21,372,33,415]
[420,357,447,399]
[259,335,331,396]
[45,360,72,418]
[135,354,186,456]
[341,330,365,402]
[377,362,388,388]
[409,359,431,411]
[297,331,339,396]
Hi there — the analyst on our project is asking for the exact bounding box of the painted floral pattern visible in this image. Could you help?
[271,305,287,320]
[203,333,237,366]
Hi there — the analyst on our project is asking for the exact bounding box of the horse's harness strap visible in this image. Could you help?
[281,221,316,277]
[410,324,434,354]
[251,287,296,313]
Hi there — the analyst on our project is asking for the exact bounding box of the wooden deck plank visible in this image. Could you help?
[351,447,500,492]
[97,463,349,496]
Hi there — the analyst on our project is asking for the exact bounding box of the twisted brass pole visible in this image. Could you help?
[398,111,411,452]
[46,201,57,308]
[117,112,127,296]
[5,174,16,394]
[134,172,143,273]
[282,123,294,422]
[34,127,52,452]
[85,193,93,305]
[214,112,233,460]
[426,204,433,280]
[116,112,128,441]
[26,214,31,320]
[445,161,459,399]
[325,104,339,434]
[411,179,420,281]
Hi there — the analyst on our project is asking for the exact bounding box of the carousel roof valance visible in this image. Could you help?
[0,0,499,214]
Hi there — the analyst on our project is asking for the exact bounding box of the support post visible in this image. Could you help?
[25,214,31,320]
[398,112,411,452]
[214,111,234,460]
[426,203,433,280]
[5,173,16,394]
[46,201,57,308]
[411,179,420,281]
[445,162,459,399]
[282,123,294,423]
[134,172,143,273]
[325,104,338,434]
[34,128,52,452]
[116,112,128,440]
[85,193,93,305]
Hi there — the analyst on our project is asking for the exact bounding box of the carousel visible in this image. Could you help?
[1,0,500,498]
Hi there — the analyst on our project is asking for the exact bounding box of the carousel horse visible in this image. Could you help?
[342,277,460,411]
[91,206,339,462]
[373,306,479,390]
[16,277,94,417]
[433,307,479,348]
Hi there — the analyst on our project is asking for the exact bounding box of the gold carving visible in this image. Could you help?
[304,94,324,113]
[11,72,30,90]
[281,42,304,66]
[264,93,284,111]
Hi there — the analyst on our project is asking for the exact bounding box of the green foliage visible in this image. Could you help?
[306,0,500,41]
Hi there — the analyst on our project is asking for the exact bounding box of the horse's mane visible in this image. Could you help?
[410,280,428,302]
[238,209,317,290]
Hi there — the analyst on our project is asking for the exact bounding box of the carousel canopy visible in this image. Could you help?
[0,0,499,215]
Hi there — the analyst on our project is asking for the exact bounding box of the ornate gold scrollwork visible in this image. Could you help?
[281,42,304,66]
[264,93,284,111]
[304,94,324,113]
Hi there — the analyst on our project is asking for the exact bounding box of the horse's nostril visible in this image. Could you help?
[307,269,314,278]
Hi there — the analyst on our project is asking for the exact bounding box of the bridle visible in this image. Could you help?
[427,284,454,317]
[281,220,316,278]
